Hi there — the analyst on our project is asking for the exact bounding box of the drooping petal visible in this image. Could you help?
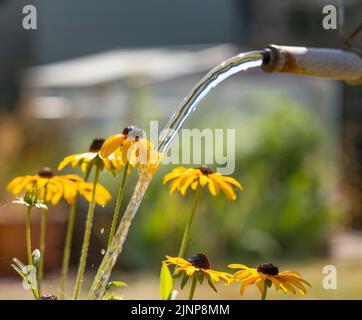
[207,178,218,196]
[180,175,198,196]
[169,179,181,194]
[211,175,236,200]
[220,176,243,190]
[58,154,79,171]
[228,263,250,270]
[255,278,265,294]
[199,175,209,186]
[100,134,126,158]
[278,277,297,294]
[239,274,259,295]
[185,266,197,277]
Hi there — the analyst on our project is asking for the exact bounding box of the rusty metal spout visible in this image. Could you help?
[261,44,362,85]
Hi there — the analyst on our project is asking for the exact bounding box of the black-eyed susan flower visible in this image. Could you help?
[99,126,139,157]
[229,262,311,299]
[8,167,79,205]
[7,168,112,296]
[7,167,111,206]
[163,166,242,200]
[100,126,160,173]
[57,138,124,175]
[164,254,232,300]
[163,166,242,258]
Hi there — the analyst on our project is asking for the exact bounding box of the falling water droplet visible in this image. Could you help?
[91,264,94,269]
[101,249,106,255]
[100,228,104,234]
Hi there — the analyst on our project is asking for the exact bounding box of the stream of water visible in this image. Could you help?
[88,50,266,299]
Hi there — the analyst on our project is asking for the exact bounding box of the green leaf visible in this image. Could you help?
[207,279,217,293]
[160,262,173,300]
[196,271,204,285]
[11,264,26,279]
[12,257,25,270]
[180,272,190,290]
[106,281,128,291]
[265,279,272,288]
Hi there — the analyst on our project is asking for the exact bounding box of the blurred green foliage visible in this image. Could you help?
[1,93,335,273]
[121,100,333,269]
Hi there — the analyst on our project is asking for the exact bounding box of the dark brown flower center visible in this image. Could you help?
[198,166,213,175]
[89,138,105,152]
[37,167,55,178]
[122,125,143,141]
[38,294,58,300]
[187,253,211,269]
[257,263,279,276]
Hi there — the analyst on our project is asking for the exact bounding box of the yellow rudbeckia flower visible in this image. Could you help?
[163,166,243,200]
[164,254,232,299]
[7,167,111,206]
[57,138,124,174]
[229,262,311,298]
[77,182,112,207]
[100,126,161,173]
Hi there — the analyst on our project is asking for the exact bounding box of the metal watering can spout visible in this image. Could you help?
[261,44,362,85]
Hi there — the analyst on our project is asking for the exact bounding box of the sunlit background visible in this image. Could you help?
[0,0,361,299]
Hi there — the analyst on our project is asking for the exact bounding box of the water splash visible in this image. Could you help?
[88,50,265,299]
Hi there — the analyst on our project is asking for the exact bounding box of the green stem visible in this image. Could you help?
[32,287,39,300]
[107,162,129,248]
[25,206,38,300]
[37,205,48,295]
[60,201,78,299]
[261,282,268,300]
[73,167,101,300]
[188,276,197,300]
[25,206,33,266]
[177,186,202,258]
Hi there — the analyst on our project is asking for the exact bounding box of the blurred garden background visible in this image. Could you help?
[0,0,361,299]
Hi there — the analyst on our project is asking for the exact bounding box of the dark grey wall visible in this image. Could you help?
[34,0,246,64]
[0,0,33,109]
[0,0,247,109]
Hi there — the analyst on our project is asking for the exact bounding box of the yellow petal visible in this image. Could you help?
[228,263,250,270]
[210,175,236,200]
[255,278,265,294]
[169,179,180,194]
[207,178,218,196]
[185,266,197,276]
[277,278,296,294]
[100,134,126,158]
[58,154,78,171]
[180,176,197,195]
[163,172,179,184]
[199,175,209,186]
[239,275,259,295]
[220,176,243,190]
